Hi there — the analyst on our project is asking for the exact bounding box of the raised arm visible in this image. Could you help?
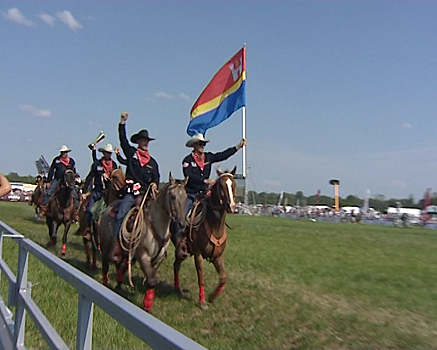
[118,112,134,158]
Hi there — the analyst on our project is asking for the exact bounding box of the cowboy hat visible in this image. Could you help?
[59,145,71,153]
[185,133,210,147]
[130,129,155,143]
[98,143,114,153]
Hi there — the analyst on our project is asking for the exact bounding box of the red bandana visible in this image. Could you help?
[60,156,70,167]
[192,152,205,171]
[101,159,113,176]
[136,149,150,167]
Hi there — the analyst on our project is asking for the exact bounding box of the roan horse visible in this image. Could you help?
[174,167,237,310]
[46,169,77,256]
[29,176,45,218]
[81,168,126,269]
[99,173,188,312]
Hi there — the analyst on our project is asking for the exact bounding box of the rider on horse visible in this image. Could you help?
[112,112,160,262]
[83,143,119,234]
[182,133,246,213]
[40,145,80,217]
[172,134,246,255]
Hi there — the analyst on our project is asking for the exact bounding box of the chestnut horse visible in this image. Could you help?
[174,167,237,310]
[29,176,45,218]
[99,173,188,312]
[46,169,77,256]
[82,168,126,269]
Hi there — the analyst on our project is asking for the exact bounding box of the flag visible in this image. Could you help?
[187,46,246,136]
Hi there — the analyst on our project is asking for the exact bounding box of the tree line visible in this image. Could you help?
[240,190,429,213]
[5,172,430,213]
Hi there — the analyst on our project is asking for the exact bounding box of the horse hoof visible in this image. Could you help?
[47,239,56,247]
[200,301,209,311]
[175,289,186,299]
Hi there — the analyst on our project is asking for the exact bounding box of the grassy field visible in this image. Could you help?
[1,202,437,349]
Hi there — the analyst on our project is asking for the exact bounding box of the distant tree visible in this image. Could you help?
[6,173,35,183]
[343,195,361,207]
[295,191,304,206]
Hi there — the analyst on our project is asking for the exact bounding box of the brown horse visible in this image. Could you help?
[82,168,126,269]
[99,173,188,312]
[29,176,45,218]
[173,167,237,310]
[46,169,77,256]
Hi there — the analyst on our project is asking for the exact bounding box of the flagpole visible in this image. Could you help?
[242,106,247,178]
[242,43,247,179]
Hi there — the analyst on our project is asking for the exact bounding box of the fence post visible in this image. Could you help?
[13,241,29,349]
[77,293,94,350]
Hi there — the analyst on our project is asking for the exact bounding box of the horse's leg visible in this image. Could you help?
[61,221,72,256]
[115,259,127,289]
[91,221,99,269]
[47,217,57,246]
[83,236,91,266]
[138,254,157,312]
[173,253,184,297]
[193,252,207,310]
[208,255,227,303]
[102,257,109,286]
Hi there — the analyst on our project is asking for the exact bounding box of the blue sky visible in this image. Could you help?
[2,1,437,201]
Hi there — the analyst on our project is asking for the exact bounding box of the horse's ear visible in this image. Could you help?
[231,166,237,176]
[216,167,223,177]
[169,172,175,184]
[183,176,189,187]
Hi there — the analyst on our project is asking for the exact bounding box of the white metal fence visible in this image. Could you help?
[0,220,206,350]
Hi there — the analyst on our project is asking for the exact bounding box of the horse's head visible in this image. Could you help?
[62,169,76,190]
[110,168,126,191]
[213,166,237,213]
[162,172,188,230]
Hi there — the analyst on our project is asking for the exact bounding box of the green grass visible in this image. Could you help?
[1,202,437,349]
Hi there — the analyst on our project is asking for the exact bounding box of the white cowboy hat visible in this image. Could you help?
[185,133,210,147]
[59,145,71,153]
[98,143,114,153]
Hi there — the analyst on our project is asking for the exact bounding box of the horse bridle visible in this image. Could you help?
[212,172,235,209]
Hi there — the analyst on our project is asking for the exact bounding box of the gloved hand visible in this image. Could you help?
[120,111,129,124]
[236,138,247,150]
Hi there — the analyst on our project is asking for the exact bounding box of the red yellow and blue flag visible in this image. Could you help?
[187,46,246,136]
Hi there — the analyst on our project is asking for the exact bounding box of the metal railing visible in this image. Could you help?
[0,220,206,350]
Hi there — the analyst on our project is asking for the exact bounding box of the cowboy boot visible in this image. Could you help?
[38,204,48,218]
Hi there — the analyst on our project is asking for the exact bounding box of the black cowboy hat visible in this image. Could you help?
[130,129,155,143]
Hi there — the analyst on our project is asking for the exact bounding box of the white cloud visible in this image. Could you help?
[3,8,33,27]
[19,104,52,118]
[152,91,190,101]
[56,10,82,31]
[39,13,56,26]
[153,91,174,99]
[178,92,190,101]
[400,122,412,129]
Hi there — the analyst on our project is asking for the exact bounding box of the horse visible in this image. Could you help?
[46,169,77,256]
[29,176,45,218]
[98,173,188,312]
[173,167,237,310]
[82,168,126,269]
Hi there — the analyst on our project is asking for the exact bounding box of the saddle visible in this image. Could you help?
[187,200,227,261]
[187,200,206,229]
